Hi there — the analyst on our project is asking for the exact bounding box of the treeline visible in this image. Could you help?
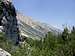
[26,26,75,56]
[0,26,75,56]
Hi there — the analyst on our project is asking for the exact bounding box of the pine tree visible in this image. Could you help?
[70,26,75,56]
[62,27,69,41]
[71,26,75,34]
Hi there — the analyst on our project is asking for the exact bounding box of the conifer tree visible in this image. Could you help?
[62,27,69,41]
[71,26,75,34]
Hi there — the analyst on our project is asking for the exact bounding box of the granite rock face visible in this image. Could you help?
[0,0,20,44]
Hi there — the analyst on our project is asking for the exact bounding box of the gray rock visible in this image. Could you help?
[0,1,20,44]
[0,48,11,56]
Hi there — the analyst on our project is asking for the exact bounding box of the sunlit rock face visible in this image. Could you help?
[0,48,11,56]
[0,1,20,44]
[17,12,61,40]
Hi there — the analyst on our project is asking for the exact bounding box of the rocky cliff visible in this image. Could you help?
[0,0,61,42]
[0,0,20,44]
[16,12,61,40]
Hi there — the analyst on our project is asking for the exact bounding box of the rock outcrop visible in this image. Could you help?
[0,48,11,56]
[0,0,20,44]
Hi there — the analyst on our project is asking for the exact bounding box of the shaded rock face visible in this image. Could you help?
[0,1,20,44]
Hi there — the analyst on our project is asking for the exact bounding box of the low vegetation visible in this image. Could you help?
[0,26,75,56]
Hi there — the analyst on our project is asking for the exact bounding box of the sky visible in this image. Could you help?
[13,0,75,29]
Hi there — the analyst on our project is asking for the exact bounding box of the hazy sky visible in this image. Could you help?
[13,0,75,29]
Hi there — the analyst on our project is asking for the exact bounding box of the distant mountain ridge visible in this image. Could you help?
[16,12,61,39]
[0,11,61,39]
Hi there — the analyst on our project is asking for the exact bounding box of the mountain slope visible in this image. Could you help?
[0,12,61,39]
[16,12,61,39]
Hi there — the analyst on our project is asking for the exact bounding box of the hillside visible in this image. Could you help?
[16,12,61,39]
[0,11,61,40]
[0,27,75,56]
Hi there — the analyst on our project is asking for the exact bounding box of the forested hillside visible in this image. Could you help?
[0,27,75,56]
